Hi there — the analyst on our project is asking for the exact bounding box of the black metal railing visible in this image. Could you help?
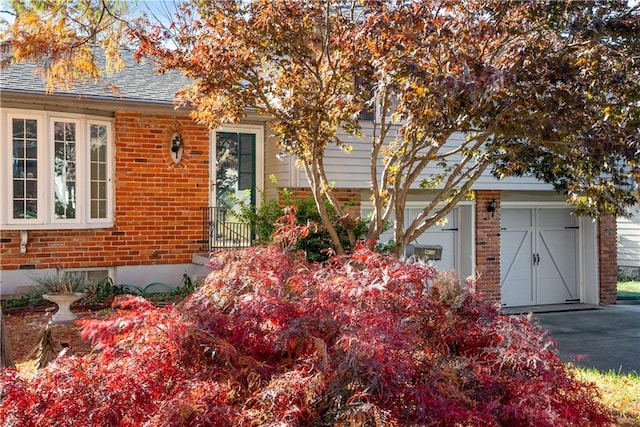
[200,207,253,251]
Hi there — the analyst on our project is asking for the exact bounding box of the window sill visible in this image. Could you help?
[1,222,114,231]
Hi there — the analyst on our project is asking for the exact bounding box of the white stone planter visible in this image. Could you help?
[43,293,86,323]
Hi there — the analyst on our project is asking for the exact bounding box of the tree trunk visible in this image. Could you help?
[304,157,346,255]
[0,307,15,369]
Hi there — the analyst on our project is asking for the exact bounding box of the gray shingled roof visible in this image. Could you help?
[0,49,190,105]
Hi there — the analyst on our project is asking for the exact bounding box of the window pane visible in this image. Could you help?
[26,180,37,198]
[53,121,76,219]
[87,270,109,285]
[98,162,106,180]
[12,118,37,220]
[13,119,24,136]
[26,120,37,139]
[26,160,37,179]
[65,122,75,141]
[90,124,108,219]
[13,180,24,198]
[13,199,37,219]
[13,159,25,179]
[97,182,106,199]
[26,200,37,218]
[13,200,24,219]
[26,141,37,159]
[12,140,24,160]
[91,200,107,219]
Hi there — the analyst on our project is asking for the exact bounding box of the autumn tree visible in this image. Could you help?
[131,0,366,252]
[131,0,639,255]
[2,0,639,256]
[0,0,133,92]
[348,0,640,252]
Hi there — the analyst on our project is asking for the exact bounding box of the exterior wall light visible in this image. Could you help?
[170,132,183,163]
[487,199,497,217]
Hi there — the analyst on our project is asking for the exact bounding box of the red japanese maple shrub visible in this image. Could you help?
[1,246,611,426]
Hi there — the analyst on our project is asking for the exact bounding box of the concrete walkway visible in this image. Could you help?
[519,303,640,374]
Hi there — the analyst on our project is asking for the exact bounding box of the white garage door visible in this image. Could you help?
[500,208,579,307]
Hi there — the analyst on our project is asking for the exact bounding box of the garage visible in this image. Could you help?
[363,203,474,277]
[500,208,579,307]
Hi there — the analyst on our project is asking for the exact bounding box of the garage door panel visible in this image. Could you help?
[501,208,578,307]
[500,229,534,307]
[537,209,578,228]
[537,230,578,304]
[502,208,533,228]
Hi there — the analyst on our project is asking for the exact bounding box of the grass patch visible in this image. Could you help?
[574,367,640,425]
[618,280,640,299]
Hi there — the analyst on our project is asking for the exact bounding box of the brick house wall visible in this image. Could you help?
[0,112,210,272]
[598,214,618,304]
[474,190,501,305]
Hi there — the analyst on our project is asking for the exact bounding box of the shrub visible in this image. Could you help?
[81,277,138,304]
[24,272,89,306]
[238,189,369,261]
[0,247,612,426]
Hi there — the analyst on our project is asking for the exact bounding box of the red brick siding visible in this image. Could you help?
[0,112,210,271]
[475,191,501,305]
[598,214,618,304]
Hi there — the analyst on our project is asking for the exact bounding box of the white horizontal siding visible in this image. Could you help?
[618,203,640,268]
[290,128,555,191]
[264,131,291,195]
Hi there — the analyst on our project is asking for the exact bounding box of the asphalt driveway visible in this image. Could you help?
[532,303,640,374]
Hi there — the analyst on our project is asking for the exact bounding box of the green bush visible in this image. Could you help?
[237,189,369,262]
[0,295,30,309]
[82,277,138,304]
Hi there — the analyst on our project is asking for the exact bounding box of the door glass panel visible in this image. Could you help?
[238,133,256,195]
[53,121,77,219]
[216,132,256,210]
[12,118,38,219]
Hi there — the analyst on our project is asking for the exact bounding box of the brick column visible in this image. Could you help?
[475,190,502,305]
[598,214,618,305]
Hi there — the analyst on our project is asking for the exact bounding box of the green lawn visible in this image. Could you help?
[618,280,640,299]
[574,367,640,425]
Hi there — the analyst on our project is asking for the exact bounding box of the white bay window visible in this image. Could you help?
[3,110,113,229]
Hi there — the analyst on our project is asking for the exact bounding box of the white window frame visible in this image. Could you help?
[2,109,114,230]
[50,117,83,225]
[58,266,114,287]
[86,119,114,225]
[5,112,46,226]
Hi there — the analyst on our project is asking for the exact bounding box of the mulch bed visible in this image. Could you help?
[3,305,109,363]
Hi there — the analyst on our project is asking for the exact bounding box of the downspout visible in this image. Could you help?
[20,230,27,254]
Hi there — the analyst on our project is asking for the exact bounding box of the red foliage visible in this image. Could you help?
[1,246,612,426]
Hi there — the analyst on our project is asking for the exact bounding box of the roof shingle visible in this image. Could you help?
[0,49,189,105]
